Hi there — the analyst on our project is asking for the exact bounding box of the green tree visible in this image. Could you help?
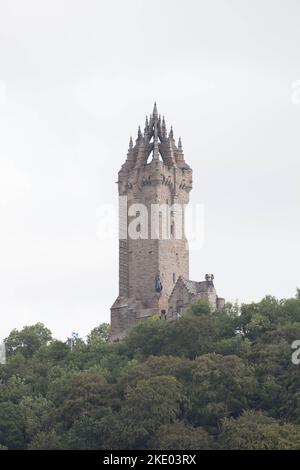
[119,355,194,390]
[28,430,63,450]
[0,375,30,404]
[187,354,256,429]
[48,372,113,428]
[1,291,300,450]
[185,299,211,317]
[102,376,185,449]
[66,416,103,449]
[4,323,52,358]
[87,323,111,343]
[151,422,215,450]
[0,402,25,449]
[219,411,300,450]
[34,340,70,364]
[19,396,54,443]
[124,316,169,358]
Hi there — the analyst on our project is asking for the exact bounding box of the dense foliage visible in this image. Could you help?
[1,293,300,450]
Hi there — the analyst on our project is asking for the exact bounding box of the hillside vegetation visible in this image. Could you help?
[1,292,300,450]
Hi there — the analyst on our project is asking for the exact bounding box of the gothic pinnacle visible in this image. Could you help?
[137,125,142,140]
[169,126,174,139]
[144,116,149,134]
[161,116,167,138]
[178,137,182,150]
[152,112,160,161]
[129,136,133,150]
[153,102,158,119]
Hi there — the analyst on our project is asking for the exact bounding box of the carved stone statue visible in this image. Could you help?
[205,273,214,283]
[155,272,163,293]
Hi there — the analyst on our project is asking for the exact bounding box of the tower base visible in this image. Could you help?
[110,296,158,341]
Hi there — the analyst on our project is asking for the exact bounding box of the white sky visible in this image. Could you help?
[0,0,300,340]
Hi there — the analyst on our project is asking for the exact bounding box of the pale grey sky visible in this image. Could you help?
[0,0,300,340]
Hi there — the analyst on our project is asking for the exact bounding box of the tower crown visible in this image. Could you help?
[122,103,191,170]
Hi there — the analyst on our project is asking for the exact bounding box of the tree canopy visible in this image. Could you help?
[1,292,300,449]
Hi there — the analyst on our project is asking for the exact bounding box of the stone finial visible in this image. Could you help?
[137,125,142,140]
[178,137,183,151]
[153,101,158,119]
[161,116,167,139]
[129,136,133,151]
[153,121,160,160]
[144,116,149,134]
[169,126,174,139]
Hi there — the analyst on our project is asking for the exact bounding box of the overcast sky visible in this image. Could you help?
[0,0,300,341]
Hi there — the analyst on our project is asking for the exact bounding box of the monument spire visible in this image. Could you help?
[153,101,158,119]
[129,136,133,151]
[178,137,182,151]
[152,102,160,161]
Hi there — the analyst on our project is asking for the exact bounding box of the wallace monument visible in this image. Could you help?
[111,104,224,341]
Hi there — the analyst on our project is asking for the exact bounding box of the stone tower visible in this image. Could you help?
[111,103,193,340]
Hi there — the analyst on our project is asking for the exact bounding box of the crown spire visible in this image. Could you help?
[153,117,160,160]
[137,125,142,140]
[161,116,167,140]
[124,104,190,169]
[129,136,133,150]
[144,116,149,135]
[153,102,158,119]
[178,137,182,151]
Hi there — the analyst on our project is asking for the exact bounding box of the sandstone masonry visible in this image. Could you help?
[110,104,224,340]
